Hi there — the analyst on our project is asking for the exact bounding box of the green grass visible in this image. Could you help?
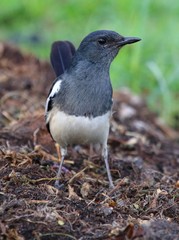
[0,0,179,127]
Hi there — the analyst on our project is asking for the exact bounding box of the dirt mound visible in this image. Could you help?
[0,43,178,239]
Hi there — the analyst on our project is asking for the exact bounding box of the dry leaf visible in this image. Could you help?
[80,182,91,198]
[68,185,81,200]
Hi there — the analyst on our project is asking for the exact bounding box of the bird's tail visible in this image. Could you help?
[50,41,76,77]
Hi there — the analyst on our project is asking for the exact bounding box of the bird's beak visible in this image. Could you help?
[117,37,141,47]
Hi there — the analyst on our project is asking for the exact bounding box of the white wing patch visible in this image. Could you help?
[49,80,62,98]
[45,80,62,117]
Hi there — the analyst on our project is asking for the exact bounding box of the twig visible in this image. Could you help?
[108,177,128,196]
[68,167,88,184]
[28,177,60,184]
[39,232,77,240]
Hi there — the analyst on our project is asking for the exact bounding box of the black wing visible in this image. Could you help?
[50,40,76,77]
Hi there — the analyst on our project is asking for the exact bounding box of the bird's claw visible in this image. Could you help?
[54,180,65,190]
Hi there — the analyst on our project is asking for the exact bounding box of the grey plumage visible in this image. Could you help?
[45,30,141,188]
[53,67,113,117]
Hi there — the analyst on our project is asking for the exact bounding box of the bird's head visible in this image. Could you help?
[76,30,141,65]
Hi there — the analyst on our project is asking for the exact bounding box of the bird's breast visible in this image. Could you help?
[47,108,111,147]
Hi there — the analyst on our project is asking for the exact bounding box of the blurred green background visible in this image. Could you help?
[0,0,179,127]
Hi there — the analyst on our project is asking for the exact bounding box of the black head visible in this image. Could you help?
[76,30,141,64]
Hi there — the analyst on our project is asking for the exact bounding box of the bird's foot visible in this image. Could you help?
[109,181,115,189]
[54,180,65,190]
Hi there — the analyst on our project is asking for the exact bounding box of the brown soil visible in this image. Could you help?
[0,43,178,240]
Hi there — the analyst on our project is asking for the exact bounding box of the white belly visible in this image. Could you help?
[48,108,111,147]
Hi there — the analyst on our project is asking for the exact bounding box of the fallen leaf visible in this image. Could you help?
[80,182,91,198]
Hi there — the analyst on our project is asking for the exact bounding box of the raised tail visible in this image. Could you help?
[50,41,76,77]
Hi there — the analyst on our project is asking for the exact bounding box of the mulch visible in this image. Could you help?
[0,42,178,240]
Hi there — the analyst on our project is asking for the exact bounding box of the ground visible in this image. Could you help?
[0,43,178,240]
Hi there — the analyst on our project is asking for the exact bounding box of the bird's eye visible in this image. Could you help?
[98,38,107,45]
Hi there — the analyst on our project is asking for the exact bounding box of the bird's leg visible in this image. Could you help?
[102,144,114,188]
[55,143,61,161]
[89,143,94,160]
[54,144,67,188]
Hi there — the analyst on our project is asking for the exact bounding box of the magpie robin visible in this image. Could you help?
[45,30,141,188]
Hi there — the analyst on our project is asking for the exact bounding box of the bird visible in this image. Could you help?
[45,30,141,188]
